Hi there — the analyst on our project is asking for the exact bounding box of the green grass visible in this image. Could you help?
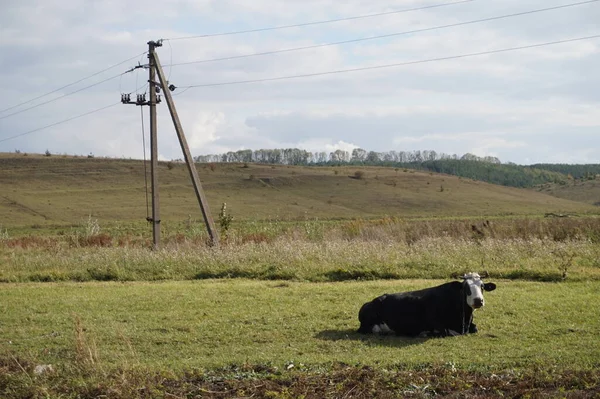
[2,279,599,370]
[1,279,599,397]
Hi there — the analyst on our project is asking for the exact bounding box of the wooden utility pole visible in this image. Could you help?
[151,50,220,247]
[148,40,161,249]
[122,40,219,248]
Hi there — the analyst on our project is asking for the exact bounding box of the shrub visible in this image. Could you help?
[218,202,234,239]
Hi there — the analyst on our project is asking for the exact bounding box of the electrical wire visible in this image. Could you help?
[135,52,148,96]
[167,0,600,67]
[165,0,475,41]
[0,72,126,120]
[0,103,121,144]
[178,34,600,89]
[3,0,595,118]
[0,52,147,115]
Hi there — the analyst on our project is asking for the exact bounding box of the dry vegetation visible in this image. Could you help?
[2,217,600,283]
[2,357,598,398]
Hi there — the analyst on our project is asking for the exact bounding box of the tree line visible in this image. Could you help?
[194,148,598,188]
[194,148,502,165]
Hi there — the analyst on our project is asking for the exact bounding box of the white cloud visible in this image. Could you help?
[1,0,599,165]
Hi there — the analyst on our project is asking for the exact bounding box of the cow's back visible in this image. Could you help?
[379,282,463,335]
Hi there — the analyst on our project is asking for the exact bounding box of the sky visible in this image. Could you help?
[0,0,599,165]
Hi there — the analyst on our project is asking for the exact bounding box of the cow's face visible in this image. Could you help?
[462,273,496,309]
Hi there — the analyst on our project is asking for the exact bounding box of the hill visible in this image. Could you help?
[0,152,597,229]
[392,160,568,188]
[536,178,600,206]
[198,148,600,190]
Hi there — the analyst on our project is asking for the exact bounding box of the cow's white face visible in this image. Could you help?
[463,273,496,310]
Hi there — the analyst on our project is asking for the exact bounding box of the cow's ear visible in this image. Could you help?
[484,282,497,292]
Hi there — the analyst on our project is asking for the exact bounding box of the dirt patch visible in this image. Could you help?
[2,358,598,398]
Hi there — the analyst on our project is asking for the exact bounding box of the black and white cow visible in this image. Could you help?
[357,273,496,337]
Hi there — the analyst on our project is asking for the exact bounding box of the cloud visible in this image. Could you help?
[1,0,599,165]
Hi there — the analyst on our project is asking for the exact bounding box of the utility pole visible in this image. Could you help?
[152,50,220,247]
[121,39,219,248]
[148,40,161,249]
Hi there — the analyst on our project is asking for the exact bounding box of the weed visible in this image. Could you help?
[353,171,365,179]
[74,314,100,369]
[84,215,101,237]
[218,202,234,239]
[0,225,8,241]
[553,248,577,280]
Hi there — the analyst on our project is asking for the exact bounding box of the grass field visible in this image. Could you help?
[2,279,599,398]
[2,153,600,397]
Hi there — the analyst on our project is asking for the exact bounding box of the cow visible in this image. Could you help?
[357,272,496,337]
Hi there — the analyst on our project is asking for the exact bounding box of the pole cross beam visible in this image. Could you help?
[120,93,161,106]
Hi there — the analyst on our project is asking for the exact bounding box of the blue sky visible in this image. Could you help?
[0,0,599,164]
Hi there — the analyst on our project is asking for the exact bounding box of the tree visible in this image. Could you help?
[351,148,367,163]
[330,149,350,163]
[365,151,381,164]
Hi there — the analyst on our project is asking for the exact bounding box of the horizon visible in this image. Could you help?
[2,149,599,167]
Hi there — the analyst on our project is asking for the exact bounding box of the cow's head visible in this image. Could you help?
[461,272,496,309]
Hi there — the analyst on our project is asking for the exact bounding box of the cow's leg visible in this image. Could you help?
[468,322,478,334]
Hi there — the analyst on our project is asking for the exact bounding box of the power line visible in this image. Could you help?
[168,0,600,67]
[178,34,600,89]
[0,52,147,115]
[0,72,126,120]
[165,0,475,41]
[0,103,120,144]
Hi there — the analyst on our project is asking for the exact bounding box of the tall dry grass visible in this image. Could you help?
[1,217,599,283]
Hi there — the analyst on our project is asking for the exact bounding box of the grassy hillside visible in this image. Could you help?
[392,159,568,188]
[536,179,600,206]
[0,152,597,229]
